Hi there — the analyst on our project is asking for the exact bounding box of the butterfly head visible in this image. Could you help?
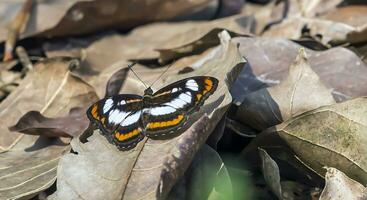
[144,87,153,96]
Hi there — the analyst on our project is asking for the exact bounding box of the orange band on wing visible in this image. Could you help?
[91,104,100,120]
[196,93,203,100]
[202,78,213,95]
[147,114,184,129]
[115,129,141,141]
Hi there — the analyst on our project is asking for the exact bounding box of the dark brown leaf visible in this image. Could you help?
[9,108,89,138]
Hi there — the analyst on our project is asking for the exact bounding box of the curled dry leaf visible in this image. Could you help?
[80,15,251,97]
[259,148,282,199]
[233,48,335,131]
[48,31,245,200]
[283,0,344,18]
[1,58,98,150]
[0,58,98,199]
[231,37,367,102]
[54,13,251,77]
[320,167,367,200]
[272,97,367,185]
[0,1,84,41]
[0,0,221,42]
[263,5,367,46]
[9,108,89,138]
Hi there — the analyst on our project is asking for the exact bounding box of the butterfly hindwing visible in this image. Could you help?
[111,110,145,150]
[143,76,218,138]
[86,76,219,149]
[86,94,144,150]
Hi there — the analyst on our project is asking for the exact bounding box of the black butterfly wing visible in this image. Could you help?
[86,94,145,150]
[143,76,218,138]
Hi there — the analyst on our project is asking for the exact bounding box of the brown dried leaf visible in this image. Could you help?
[272,97,367,185]
[231,37,367,102]
[233,48,335,131]
[263,6,367,46]
[49,13,251,77]
[0,0,220,42]
[0,1,86,41]
[259,148,282,199]
[279,0,344,18]
[0,58,98,150]
[0,58,98,199]
[48,31,245,200]
[0,143,68,200]
[320,167,367,200]
[9,108,89,138]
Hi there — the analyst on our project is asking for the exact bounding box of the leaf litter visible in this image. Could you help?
[48,31,245,200]
[0,1,367,200]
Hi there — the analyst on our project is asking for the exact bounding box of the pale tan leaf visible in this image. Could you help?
[234,48,335,130]
[0,58,98,199]
[320,167,367,200]
[263,6,367,46]
[273,97,367,185]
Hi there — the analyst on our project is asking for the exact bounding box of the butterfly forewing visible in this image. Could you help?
[86,76,218,150]
[86,94,145,150]
[143,76,218,138]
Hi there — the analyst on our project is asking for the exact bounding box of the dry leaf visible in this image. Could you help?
[45,13,251,78]
[48,31,245,200]
[78,16,251,97]
[278,0,344,18]
[263,5,367,46]
[231,37,367,102]
[0,0,221,42]
[259,148,282,199]
[233,48,335,131]
[0,58,98,199]
[0,143,68,200]
[0,58,98,150]
[272,97,367,185]
[9,108,89,138]
[320,167,367,200]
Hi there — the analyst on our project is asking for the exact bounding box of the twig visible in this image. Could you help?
[4,0,34,61]
[16,46,33,71]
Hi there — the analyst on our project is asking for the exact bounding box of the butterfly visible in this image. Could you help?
[86,76,218,150]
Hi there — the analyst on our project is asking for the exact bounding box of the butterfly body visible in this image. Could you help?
[87,76,218,150]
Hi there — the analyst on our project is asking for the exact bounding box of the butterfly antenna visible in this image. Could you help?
[149,62,174,88]
[128,62,149,89]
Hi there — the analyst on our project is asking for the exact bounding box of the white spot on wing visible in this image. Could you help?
[103,98,114,114]
[179,92,191,103]
[108,109,129,124]
[121,111,141,126]
[150,106,176,115]
[186,79,198,91]
[164,98,188,108]
[172,88,178,93]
